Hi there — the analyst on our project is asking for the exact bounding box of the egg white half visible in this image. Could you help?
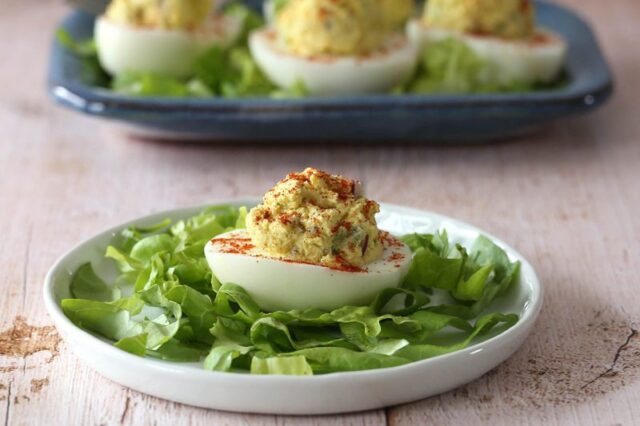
[95,14,242,78]
[407,19,567,86]
[249,29,418,96]
[205,230,413,312]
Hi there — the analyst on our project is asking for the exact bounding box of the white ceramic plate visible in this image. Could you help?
[43,200,542,415]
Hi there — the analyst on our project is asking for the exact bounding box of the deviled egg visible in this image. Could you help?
[204,168,412,311]
[380,0,415,31]
[95,0,242,78]
[249,0,418,96]
[407,0,567,86]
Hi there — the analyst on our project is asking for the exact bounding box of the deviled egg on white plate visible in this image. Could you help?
[95,0,242,78]
[406,0,567,86]
[44,197,542,413]
[46,166,540,411]
[206,229,411,312]
[250,0,418,96]
[205,167,412,311]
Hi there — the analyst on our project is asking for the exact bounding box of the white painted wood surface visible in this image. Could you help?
[1,0,639,424]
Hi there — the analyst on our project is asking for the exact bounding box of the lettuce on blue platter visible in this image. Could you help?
[56,3,563,98]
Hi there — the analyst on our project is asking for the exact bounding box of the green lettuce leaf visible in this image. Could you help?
[402,231,465,291]
[147,339,208,361]
[400,38,567,95]
[165,285,217,343]
[401,232,521,319]
[120,218,172,252]
[115,333,148,356]
[396,312,519,361]
[61,298,143,340]
[213,283,261,323]
[112,72,211,97]
[251,355,313,375]
[55,28,110,87]
[369,287,430,316]
[138,285,182,349]
[62,205,521,375]
[282,347,409,374]
[70,263,121,302]
[222,2,264,45]
[130,234,176,262]
[205,344,253,372]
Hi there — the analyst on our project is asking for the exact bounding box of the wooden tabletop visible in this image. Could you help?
[1,0,639,424]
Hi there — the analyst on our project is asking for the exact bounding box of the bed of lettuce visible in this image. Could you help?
[61,205,521,375]
[56,4,307,98]
[56,3,565,99]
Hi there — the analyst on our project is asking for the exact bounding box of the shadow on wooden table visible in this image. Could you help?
[114,109,610,155]
[386,280,640,423]
[121,125,557,149]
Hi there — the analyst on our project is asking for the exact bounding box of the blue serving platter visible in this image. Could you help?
[48,1,613,142]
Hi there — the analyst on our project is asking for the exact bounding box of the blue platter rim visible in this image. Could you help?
[47,1,614,141]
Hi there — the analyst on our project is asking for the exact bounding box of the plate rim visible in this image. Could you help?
[43,200,543,383]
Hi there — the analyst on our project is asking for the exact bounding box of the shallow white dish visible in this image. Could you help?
[43,200,542,415]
